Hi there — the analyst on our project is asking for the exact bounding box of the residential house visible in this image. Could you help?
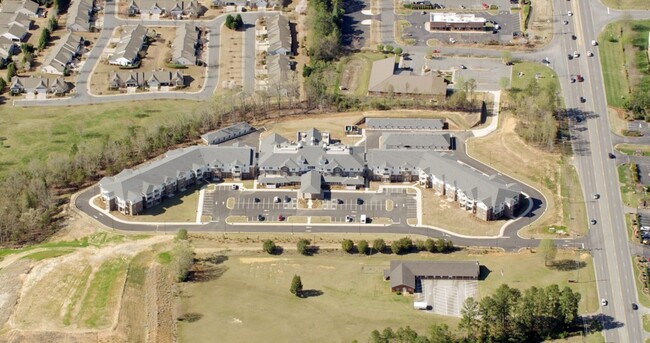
[366,117,447,130]
[10,76,69,95]
[384,261,480,293]
[99,146,256,215]
[266,14,291,55]
[67,0,95,32]
[263,54,293,93]
[108,70,185,90]
[201,122,255,145]
[1,0,40,17]
[109,24,147,66]
[42,33,84,75]
[0,36,19,61]
[127,0,204,18]
[171,24,199,66]
[257,128,366,189]
[1,24,28,42]
[368,57,447,97]
[0,12,34,30]
[367,149,522,220]
[379,132,452,151]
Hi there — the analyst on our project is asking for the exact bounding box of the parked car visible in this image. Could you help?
[231,184,238,190]
[449,37,457,44]
[459,64,467,69]
[587,51,593,57]
[568,11,573,16]
[571,34,577,40]
[592,40,598,46]
[577,74,584,82]
[278,214,285,221]
[345,215,353,222]
[568,54,573,60]
[258,214,265,221]
[273,196,281,203]
[580,96,586,103]
[357,198,364,205]
[573,51,580,58]
[563,20,569,25]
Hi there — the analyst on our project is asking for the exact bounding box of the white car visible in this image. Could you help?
[601,299,608,306]
[587,51,593,57]
[345,215,353,222]
[573,51,580,58]
[568,11,573,16]
[591,40,598,46]
[449,37,457,44]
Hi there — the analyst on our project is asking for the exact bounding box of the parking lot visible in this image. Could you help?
[202,185,417,225]
[402,11,520,46]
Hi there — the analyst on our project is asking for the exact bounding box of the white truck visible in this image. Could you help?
[360,214,367,224]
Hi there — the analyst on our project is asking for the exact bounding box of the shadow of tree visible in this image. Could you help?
[177,312,203,322]
[299,289,324,298]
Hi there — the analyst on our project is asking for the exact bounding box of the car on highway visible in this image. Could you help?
[580,96,586,103]
[632,303,638,310]
[542,57,550,64]
[593,194,600,199]
[459,64,467,69]
[601,299,608,306]
[563,20,569,25]
[567,54,573,60]
[570,77,576,83]
[449,37,456,44]
[568,11,573,16]
[573,51,580,58]
[591,40,598,46]
[258,214,265,221]
[577,74,584,82]
[591,219,597,225]
[571,34,577,40]
[587,51,593,57]
[608,152,616,159]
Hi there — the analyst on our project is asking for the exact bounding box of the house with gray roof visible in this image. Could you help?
[172,24,199,66]
[99,146,256,215]
[67,0,95,31]
[108,70,185,90]
[368,57,447,97]
[1,23,27,42]
[42,33,84,75]
[109,25,148,66]
[366,117,447,130]
[367,150,521,220]
[384,261,480,293]
[256,15,292,56]
[258,128,366,189]
[380,132,452,151]
[201,122,255,145]
[10,76,69,95]
[127,0,204,18]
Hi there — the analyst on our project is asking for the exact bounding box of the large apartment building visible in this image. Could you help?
[99,146,256,215]
[99,124,521,221]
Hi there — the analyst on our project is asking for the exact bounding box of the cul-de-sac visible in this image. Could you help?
[0,0,649,341]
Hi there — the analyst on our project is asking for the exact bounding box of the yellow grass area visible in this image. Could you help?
[467,114,586,237]
[226,197,235,209]
[179,249,597,342]
[386,199,394,211]
[216,25,244,93]
[109,185,201,223]
[421,187,506,236]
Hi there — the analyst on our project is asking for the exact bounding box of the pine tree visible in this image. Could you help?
[290,274,303,296]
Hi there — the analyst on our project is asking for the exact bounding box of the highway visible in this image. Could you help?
[557,0,646,341]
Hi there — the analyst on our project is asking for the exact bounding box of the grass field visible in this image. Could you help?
[22,249,75,261]
[179,249,597,342]
[0,100,204,177]
[601,0,650,9]
[616,143,650,156]
[617,163,649,207]
[511,62,558,91]
[599,20,650,109]
[644,314,650,332]
[466,115,587,237]
[632,257,650,308]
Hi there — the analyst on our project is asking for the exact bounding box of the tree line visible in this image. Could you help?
[364,284,581,343]
[261,237,453,256]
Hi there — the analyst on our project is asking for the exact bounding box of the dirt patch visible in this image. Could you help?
[217,25,244,93]
[239,257,285,264]
[339,58,365,95]
[527,0,553,46]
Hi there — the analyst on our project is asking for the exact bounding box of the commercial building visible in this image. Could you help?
[384,261,480,293]
[426,13,486,32]
[368,57,447,97]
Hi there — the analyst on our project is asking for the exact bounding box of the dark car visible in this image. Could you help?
[577,75,584,82]
[632,303,639,310]
[258,214,265,221]
[571,34,577,40]
[608,152,616,159]
[580,96,586,103]
[357,198,364,205]
[278,215,285,221]
[591,219,597,225]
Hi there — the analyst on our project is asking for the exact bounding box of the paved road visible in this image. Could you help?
[555,0,649,341]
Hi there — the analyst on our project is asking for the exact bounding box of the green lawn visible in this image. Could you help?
[511,62,559,91]
[600,0,650,9]
[560,161,589,236]
[80,258,128,328]
[616,143,650,156]
[599,23,632,108]
[179,250,597,342]
[617,163,650,207]
[644,314,650,332]
[22,249,75,261]
[337,51,391,97]
[632,257,650,308]
[110,183,202,223]
[158,251,172,264]
[0,100,204,178]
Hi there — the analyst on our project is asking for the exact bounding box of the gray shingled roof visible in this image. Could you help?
[300,170,322,194]
[380,132,451,150]
[172,23,198,65]
[366,117,446,130]
[368,57,447,96]
[99,146,255,203]
[112,25,147,63]
[367,150,520,208]
[201,122,254,145]
[267,14,291,54]
[258,128,365,173]
[386,260,480,289]
[266,54,290,85]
